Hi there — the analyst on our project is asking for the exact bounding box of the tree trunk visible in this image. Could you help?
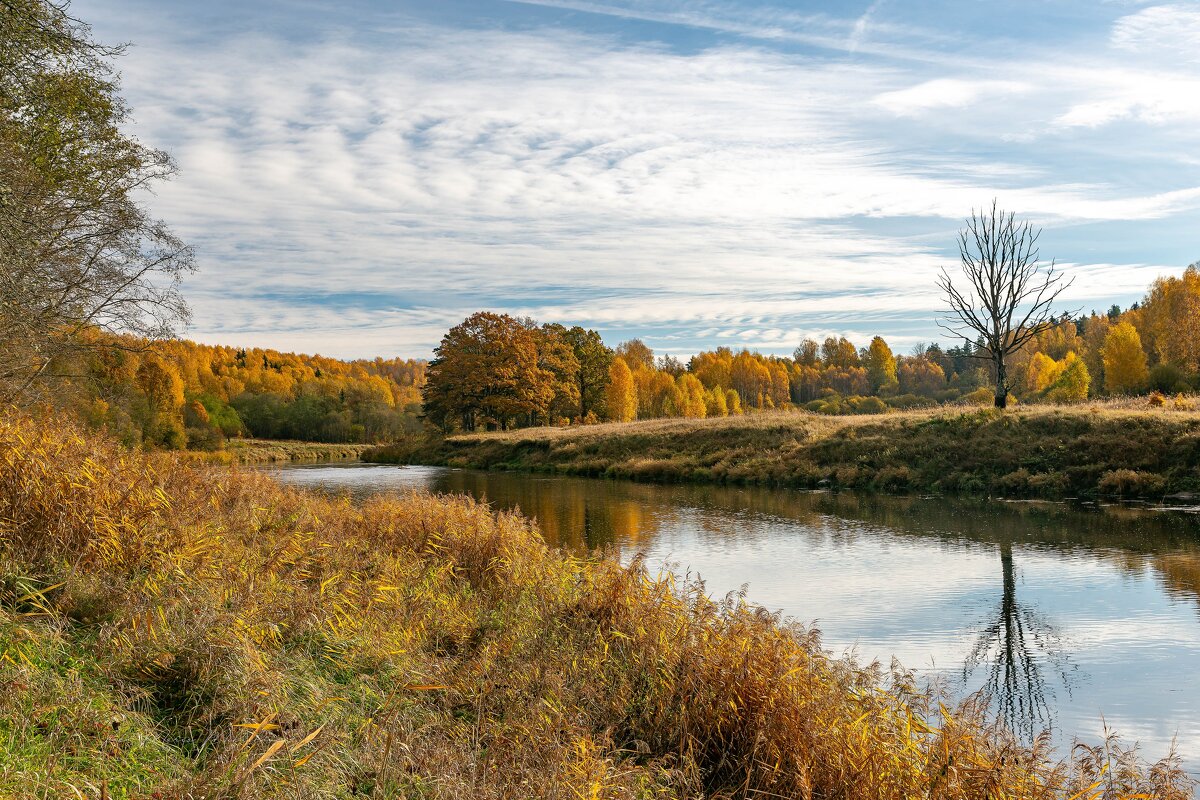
[994,354,1008,408]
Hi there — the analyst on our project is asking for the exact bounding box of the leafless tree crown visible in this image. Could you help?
[936,201,1074,407]
[937,200,1073,355]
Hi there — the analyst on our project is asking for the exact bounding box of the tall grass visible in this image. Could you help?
[0,411,1192,798]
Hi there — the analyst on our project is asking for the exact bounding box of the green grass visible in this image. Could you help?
[367,404,1200,499]
[0,617,188,796]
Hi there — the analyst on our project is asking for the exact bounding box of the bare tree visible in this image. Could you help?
[938,201,1073,408]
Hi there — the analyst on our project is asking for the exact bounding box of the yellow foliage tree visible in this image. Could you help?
[636,370,678,418]
[1026,352,1060,395]
[1044,352,1090,403]
[730,351,773,409]
[1140,265,1200,371]
[864,336,898,394]
[605,358,637,422]
[725,388,743,415]
[897,358,945,397]
[704,386,728,417]
[690,348,732,390]
[1101,321,1149,394]
[676,373,707,418]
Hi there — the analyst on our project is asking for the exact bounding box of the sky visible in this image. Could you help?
[74,0,1200,360]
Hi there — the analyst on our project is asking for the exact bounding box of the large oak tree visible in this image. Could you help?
[424,312,587,431]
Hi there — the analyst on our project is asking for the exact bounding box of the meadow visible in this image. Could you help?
[0,410,1193,798]
[367,401,1200,500]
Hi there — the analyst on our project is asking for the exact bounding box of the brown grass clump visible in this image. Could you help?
[0,410,1193,798]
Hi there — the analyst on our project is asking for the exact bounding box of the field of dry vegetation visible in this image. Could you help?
[0,410,1194,798]
[369,402,1200,500]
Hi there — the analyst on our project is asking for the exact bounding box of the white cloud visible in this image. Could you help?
[1052,66,1200,128]
[69,0,1200,358]
[1112,4,1200,59]
[874,78,1029,116]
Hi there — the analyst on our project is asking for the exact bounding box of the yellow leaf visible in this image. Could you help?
[291,725,325,753]
[249,740,285,772]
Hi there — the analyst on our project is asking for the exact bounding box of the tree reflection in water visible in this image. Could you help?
[963,540,1075,742]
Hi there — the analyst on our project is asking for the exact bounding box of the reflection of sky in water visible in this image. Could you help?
[271,463,1200,770]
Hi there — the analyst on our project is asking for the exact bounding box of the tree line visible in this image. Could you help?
[61,331,425,450]
[423,264,1200,432]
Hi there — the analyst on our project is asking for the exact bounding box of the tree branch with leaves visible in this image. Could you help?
[0,0,193,404]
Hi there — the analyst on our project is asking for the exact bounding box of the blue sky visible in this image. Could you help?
[75,0,1200,359]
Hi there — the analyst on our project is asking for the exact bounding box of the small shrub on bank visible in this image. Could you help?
[1099,469,1168,498]
[874,465,913,491]
[963,387,995,406]
[1149,364,1188,394]
[887,393,936,410]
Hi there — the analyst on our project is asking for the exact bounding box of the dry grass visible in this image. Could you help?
[220,439,374,464]
[0,410,1194,798]
[372,402,1200,499]
[450,400,1200,445]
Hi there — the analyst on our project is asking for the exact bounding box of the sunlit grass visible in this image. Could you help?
[371,401,1200,499]
[221,439,374,464]
[0,411,1192,797]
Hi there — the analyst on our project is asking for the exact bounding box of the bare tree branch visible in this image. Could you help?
[938,200,1075,408]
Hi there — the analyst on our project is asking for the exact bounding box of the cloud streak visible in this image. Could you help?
[72,0,1200,358]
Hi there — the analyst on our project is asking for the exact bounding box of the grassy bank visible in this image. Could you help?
[367,404,1200,499]
[219,439,373,464]
[1,412,1191,798]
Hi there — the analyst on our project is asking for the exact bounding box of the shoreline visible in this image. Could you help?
[207,439,374,464]
[4,410,1193,797]
[365,405,1200,500]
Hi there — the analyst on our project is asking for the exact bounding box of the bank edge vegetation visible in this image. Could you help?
[370,404,1200,500]
[1,410,1194,799]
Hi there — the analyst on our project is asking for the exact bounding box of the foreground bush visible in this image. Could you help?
[0,412,1191,798]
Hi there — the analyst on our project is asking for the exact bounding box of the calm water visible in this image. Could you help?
[272,462,1200,768]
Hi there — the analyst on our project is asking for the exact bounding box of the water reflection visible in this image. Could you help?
[270,463,1200,767]
[965,541,1071,741]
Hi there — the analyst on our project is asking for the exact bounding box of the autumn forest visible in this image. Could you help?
[37,261,1198,450]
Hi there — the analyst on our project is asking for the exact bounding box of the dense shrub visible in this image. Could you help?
[1149,364,1188,394]
[887,393,936,410]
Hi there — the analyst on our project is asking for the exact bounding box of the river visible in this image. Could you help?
[271,461,1200,769]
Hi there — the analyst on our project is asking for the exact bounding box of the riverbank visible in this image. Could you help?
[366,404,1200,499]
[2,412,1190,798]
[219,438,373,464]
